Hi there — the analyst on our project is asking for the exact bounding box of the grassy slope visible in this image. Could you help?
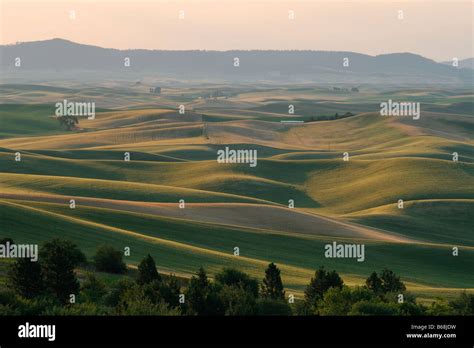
[1,200,473,292]
[346,200,474,246]
[1,150,472,211]
[1,98,472,298]
[0,104,67,138]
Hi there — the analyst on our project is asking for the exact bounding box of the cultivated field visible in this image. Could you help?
[0,84,473,300]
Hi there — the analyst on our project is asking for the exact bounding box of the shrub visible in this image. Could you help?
[93,245,126,274]
[256,298,291,316]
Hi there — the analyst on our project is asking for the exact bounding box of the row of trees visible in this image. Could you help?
[1,238,473,316]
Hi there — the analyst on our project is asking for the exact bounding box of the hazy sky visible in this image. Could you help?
[1,0,472,61]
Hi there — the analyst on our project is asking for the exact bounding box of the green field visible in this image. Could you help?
[0,84,473,302]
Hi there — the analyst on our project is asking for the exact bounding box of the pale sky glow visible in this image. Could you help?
[1,0,472,61]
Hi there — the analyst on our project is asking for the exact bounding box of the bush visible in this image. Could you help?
[219,285,257,316]
[80,274,108,304]
[349,300,399,315]
[104,278,135,307]
[93,245,126,274]
[318,286,354,315]
[44,302,111,316]
[215,268,259,298]
[426,299,456,316]
[292,300,313,316]
[256,298,291,316]
[117,284,180,315]
[449,292,474,315]
[15,296,61,315]
[0,304,20,315]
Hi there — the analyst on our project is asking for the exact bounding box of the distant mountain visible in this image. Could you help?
[1,38,472,85]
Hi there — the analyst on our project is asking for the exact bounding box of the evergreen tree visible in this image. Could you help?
[186,267,210,315]
[304,267,343,306]
[159,275,181,308]
[366,271,383,294]
[137,254,161,285]
[7,258,44,298]
[261,262,285,300]
[39,239,83,304]
[380,269,406,293]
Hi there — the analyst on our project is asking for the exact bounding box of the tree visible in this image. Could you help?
[219,285,257,315]
[366,270,406,295]
[93,245,126,274]
[57,116,79,131]
[137,254,161,285]
[449,292,474,315]
[80,274,107,304]
[186,267,210,315]
[261,262,285,300]
[304,267,344,307]
[366,271,383,295]
[427,299,456,316]
[105,278,135,307]
[159,275,181,308]
[318,287,353,315]
[7,258,44,298]
[380,269,406,293]
[40,239,86,266]
[214,268,259,315]
[215,268,259,298]
[39,239,84,304]
[186,267,223,315]
[317,286,376,316]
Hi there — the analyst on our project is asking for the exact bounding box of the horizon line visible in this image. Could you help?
[2,38,472,62]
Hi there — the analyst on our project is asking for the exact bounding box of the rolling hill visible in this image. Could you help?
[0,85,472,301]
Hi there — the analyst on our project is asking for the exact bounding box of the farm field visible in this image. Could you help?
[0,83,473,302]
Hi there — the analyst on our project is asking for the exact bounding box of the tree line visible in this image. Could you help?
[0,238,472,316]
